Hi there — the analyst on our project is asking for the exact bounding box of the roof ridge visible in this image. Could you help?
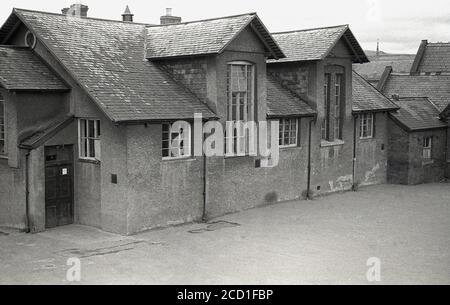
[427,42,450,45]
[271,24,348,35]
[13,8,152,26]
[146,12,256,28]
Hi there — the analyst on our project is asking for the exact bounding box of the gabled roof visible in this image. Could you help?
[382,73,450,111]
[146,13,285,60]
[389,97,447,132]
[0,45,68,91]
[0,9,216,122]
[411,40,450,73]
[266,75,316,118]
[352,71,399,113]
[268,25,368,64]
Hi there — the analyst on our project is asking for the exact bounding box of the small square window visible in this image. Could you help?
[162,122,191,160]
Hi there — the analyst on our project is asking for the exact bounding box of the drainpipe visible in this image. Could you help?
[352,114,358,191]
[202,153,208,222]
[306,117,314,200]
[24,149,31,233]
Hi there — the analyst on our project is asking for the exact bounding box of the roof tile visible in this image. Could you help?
[266,75,316,117]
[269,25,368,64]
[352,71,399,112]
[146,13,284,60]
[417,43,450,73]
[390,97,447,131]
[0,46,68,91]
[13,9,216,122]
[382,74,450,111]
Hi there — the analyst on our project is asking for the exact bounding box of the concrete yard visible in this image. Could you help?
[0,183,449,285]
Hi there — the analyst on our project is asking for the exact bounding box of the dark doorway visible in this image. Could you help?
[45,145,74,228]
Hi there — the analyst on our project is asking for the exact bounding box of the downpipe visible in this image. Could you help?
[306,116,315,200]
[352,114,358,191]
[24,149,31,233]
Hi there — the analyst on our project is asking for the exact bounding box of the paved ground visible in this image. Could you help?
[0,183,449,285]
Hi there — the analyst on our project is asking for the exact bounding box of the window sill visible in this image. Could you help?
[162,157,196,163]
[0,155,8,160]
[79,158,101,165]
[359,136,374,141]
[422,159,434,166]
[280,145,301,150]
[320,139,345,147]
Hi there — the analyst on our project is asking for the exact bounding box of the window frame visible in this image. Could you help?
[359,113,374,139]
[321,73,331,141]
[162,122,192,160]
[225,61,255,156]
[78,118,101,161]
[0,94,6,157]
[334,73,344,140]
[422,136,432,160]
[279,118,299,148]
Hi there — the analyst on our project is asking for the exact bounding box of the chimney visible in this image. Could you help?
[160,8,182,25]
[122,5,134,22]
[62,3,89,17]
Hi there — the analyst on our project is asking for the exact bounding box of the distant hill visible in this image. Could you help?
[354,50,416,86]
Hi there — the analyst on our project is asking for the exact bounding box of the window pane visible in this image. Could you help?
[80,119,86,138]
[88,120,95,138]
[89,138,95,157]
[96,120,101,137]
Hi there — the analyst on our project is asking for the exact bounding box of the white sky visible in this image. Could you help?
[1,0,450,54]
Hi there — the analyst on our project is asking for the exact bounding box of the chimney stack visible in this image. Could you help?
[122,5,134,22]
[160,8,182,25]
[62,3,89,17]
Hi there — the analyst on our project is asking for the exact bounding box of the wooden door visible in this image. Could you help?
[45,145,74,228]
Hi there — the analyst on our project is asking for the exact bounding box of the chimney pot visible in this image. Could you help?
[392,94,400,101]
[160,8,181,25]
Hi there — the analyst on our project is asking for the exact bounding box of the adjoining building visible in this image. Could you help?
[379,40,450,182]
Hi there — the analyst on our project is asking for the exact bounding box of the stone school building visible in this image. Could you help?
[0,5,447,235]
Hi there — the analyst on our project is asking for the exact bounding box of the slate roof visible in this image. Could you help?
[389,97,447,131]
[382,73,450,111]
[417,42,450,73]
[352,71,399,113]
[146,13,284,60]
[353,54,414,83]
[0,45,68,91]
[266,75,316,118]
[269,25,368,64]
[3,9,216,122]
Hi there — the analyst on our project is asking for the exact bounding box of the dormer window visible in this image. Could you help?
[225,61,255,154]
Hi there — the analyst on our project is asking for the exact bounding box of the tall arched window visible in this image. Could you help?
[321,65,345,141]
[225,61,255,154]
[0,93,6,156]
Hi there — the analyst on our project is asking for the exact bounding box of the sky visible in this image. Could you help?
[1,0,449,54]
